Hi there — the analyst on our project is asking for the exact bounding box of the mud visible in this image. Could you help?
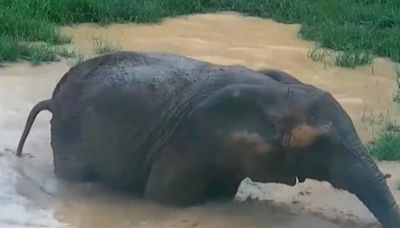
[1,12,399,228]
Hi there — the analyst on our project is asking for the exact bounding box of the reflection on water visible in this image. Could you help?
[0,12,399,228]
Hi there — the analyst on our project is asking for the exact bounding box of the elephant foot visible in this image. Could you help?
[144,156,211,206]
[203,180,241,203]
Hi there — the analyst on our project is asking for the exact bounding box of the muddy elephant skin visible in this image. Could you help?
[17,51,400,227]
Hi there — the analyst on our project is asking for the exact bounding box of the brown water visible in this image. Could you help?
[1,12,399,228]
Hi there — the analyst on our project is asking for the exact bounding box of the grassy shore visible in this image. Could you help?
[369,123,400,161]
[1,0,400,66]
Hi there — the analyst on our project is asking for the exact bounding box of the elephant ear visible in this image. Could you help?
[187,84,279,155]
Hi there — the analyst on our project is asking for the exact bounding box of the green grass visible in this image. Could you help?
[369,123,400,161]
[334,51,373,68]
[58,47,78,58]
[91,36,121,55]
[22,44,60,65]
[66,50,86,67]
[307,47,328,63]
[0,37,25,62]
[394,64,400,103]
[0,36,61,64]
[1,0,400,66]
[307,47,373,68]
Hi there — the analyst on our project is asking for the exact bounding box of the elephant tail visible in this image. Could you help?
[16,99,53,157]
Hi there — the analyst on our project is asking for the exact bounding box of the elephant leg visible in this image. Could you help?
[205,180,241,203]
[144,156,210,206]
[50,118,93,182]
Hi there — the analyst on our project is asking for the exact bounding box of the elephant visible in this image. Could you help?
[16,51,400,227]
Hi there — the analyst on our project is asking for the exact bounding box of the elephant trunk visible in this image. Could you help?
[330,135,400,228]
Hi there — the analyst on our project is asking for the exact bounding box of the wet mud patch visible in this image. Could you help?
[43,179,374,228]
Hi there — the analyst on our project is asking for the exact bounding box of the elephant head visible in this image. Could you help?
[187,82,400,228]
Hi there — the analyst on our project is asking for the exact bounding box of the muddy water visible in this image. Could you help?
[1,12,400,228]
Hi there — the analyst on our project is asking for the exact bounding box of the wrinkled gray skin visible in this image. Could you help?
[17,52,400,227]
